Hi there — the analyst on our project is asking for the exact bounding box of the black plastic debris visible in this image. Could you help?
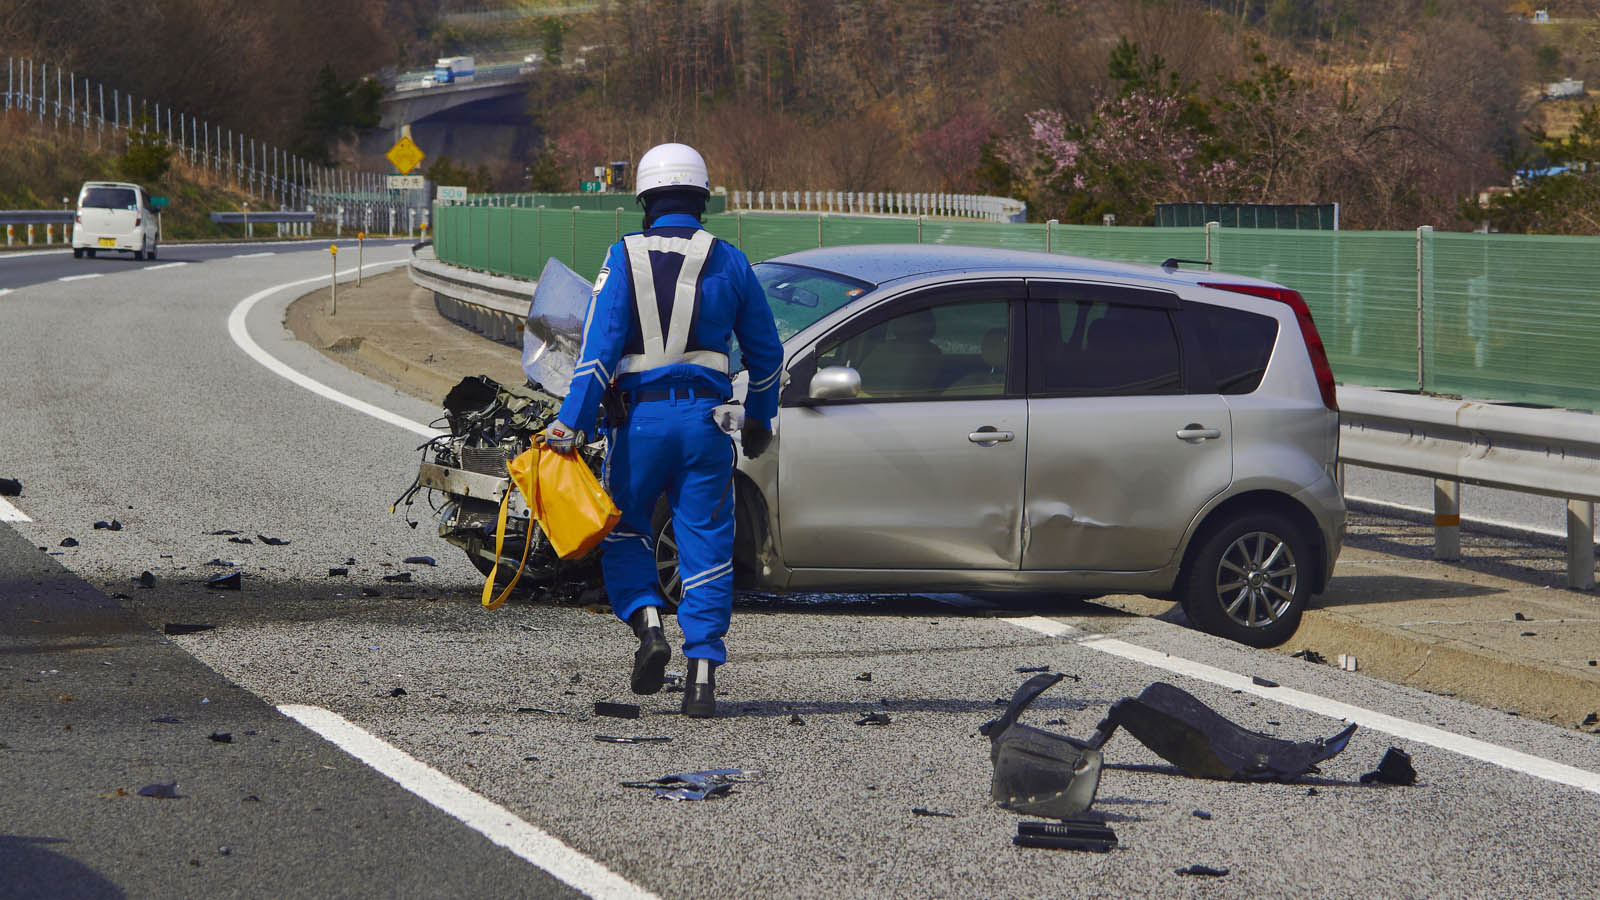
[206,572,242,591]
[1290,649,1327,665]
[789,714,805,726]
[326,567,349,577]
[203,559,235,567]
[208,732,232,743]
[242,794,260,802]
[94,520,123,531]
[257,534,290,546]
[1192,809,1213,820]
[983,674,1104,819]
[136,571,156,589]
[1583,713,1598,727]
[1514,612,1528,621]
[163,623,216,636]
[622,768,754,800]
[138,781,182,799]
[1092,682,1356,782]
[1176,865,1229,877]
[663,673,684,693]
[382,572,413,583]
[1013,819,1117,852]
[151,716,182,724]
[361,588,381,597]
[857,712,891,726]
[516,706,563,715]
[403,556,437,566]
[0,477,20,496]
[59,537,79,548]
[523,756,540,762]
[389,687,407,697]
[595,735,671,744]
[1359,747,1417,786]
[1251,676,1279,688]
[855,672,872,682]
[228,537,253,545]
[911,807,955,818]
[206,529,241,535]
[595,701,641,719]
[1521,631,1537,637]
[1015,665,1051,674]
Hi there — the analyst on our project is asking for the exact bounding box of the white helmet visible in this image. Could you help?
[635,142,710,199]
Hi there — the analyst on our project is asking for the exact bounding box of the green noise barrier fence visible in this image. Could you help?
[432,204,1600,413]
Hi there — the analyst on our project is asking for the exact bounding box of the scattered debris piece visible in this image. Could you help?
[1289,649,1326,664]
[596,701,641,719]
[1306,787,1318,796]
[523,756,539,762]
[389,688,407,697]
[1251,676,1279,688]
[0,477,20,496]
[856,672,873,682]
[1514,612,1528,621]
[208,732,233,744]
[206,572,242,591]
[663,673,684,693]
[163,623,216,636]
[622,768,755,800]
[789,714,805,726]
[382,572,413,583]
[136,571,156,589]
[1192,809,1213,820]
[403,556,437,566]
[151,716,182,724]
[1013,819,1117,852]
[1094,682,1357,782]
[912,807,956,818]
[1015,665,1051,674]
[857,712,892,726]
[327,567,349,576]
[361,588,381,597]
[228,537,253,545]
[1175,865,1229,877]
[1520,631,1537,637]
[59,537,79,547]
[1337,654,1358,672]
[984,674,1105,818]
[94,520,123,531]
[1360,747,1417,786]
[466,730,486,736]
[1582,713,1598,727]
[256,534,290,546]
[138,781,182,799]
[203,559,235,567]
[206,529,241,536]
[595,735,671,744]
[516,706,563,715]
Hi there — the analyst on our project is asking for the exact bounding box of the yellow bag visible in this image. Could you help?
[481,441,621,610]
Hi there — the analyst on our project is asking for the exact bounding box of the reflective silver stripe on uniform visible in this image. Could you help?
[748,367,781,391]
[618,230,723,376]
[680,561,732,593]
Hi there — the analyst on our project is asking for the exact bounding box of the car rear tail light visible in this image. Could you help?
[135,215,142,227]
[75,213,81,224]
[1199,282,1338,411]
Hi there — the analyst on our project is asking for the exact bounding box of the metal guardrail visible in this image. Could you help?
[1340,386,1598,588]
[209,211,316,224]
[0,210,75,224]
[409,250,529,346]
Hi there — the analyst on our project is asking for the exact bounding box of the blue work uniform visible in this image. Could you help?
[558,212,783,665]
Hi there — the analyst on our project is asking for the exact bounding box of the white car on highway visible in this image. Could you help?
[72,181,158,260]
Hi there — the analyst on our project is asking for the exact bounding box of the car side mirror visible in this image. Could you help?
[809,366,862,401]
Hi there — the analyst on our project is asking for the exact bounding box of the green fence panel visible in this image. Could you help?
[1215,229,1420,390]
[1429,232,1600,410]
[507,208,536,279]
[486,208,512,275]
[720,214,822,262]
[928,219,1047,251]
[821,215,920,248]
[1054,225,1205,265]
[574,209,622,275]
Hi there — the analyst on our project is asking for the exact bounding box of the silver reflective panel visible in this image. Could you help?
[522,257,593,396]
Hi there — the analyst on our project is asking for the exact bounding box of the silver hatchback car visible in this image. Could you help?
[669,244,1347,648]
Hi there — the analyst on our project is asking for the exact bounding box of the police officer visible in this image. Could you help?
[543,143,783,719]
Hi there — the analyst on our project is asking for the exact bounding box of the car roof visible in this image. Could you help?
[81,181,141,190]
[766,243,1282,292]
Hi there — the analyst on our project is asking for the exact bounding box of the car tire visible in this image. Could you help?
[1177,511,1311,648]
[86,249,96,258]
[73,248,83,258]
[148,244,157,260]
[650,501,682,615]
[133,248,144,261]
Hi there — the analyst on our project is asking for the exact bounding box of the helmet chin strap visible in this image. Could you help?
[641,188,708,229]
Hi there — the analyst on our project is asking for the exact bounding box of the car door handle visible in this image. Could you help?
[969,428,1014,445]
[1176,424,1222,442]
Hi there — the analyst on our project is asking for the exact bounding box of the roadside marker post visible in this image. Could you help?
[357,232,365,286]
[329,244,339,315]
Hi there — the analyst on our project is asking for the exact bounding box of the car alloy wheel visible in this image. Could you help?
[1180,511,1311,648]
[1214,530,1298,630]
[653,514,683,610]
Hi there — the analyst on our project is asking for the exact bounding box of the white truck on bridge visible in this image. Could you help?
[433,56,476,85]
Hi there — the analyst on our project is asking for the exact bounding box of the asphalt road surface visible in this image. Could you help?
[2,246,1598,898]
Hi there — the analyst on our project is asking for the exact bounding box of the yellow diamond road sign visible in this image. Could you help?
[386,136,425,175]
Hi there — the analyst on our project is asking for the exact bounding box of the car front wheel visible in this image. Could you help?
[1178,512,1311,648]
[650,502,682,615]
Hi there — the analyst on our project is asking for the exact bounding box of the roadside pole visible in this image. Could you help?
[329,244,338,315]
[357,232,364,286]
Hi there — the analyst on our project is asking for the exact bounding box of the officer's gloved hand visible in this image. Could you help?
[542,420,583,455]
[741,421,773,460]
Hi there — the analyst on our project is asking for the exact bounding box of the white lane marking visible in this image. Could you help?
[0,288,12,297]
[226,261,438,438]
[1346,492,1580,541]
[145,262,187,271]
[58,273,102,282]
[1002,617,1600,797]
[0,496,31,522]
[234,252,274,259]
[279,705,660,900]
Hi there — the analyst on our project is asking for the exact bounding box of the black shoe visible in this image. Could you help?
[682,658,717,718]
[629,607,670,695]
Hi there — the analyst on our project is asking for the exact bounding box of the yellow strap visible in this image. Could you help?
[481,450,539,610]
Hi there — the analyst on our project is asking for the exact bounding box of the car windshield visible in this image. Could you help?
[755,262,874,342]
[81,187,138,210]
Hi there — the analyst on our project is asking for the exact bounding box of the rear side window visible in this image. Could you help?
[80,187,139,209]
[1031,300,1182,396]
[1191,303,1279,394]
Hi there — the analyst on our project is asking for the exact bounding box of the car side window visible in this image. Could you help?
[1192,303,1279,394]
[1032,300,1182,396]
[817,298,1010,400]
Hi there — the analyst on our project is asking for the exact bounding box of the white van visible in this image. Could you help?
[72,181,159,260]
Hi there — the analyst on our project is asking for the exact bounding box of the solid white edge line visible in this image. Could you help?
[58,273,102,282]
[234,252,275,259]
[145,262,187,271]
[0,496,31,522]
[1000,617,1600,796]
[279,704,661,900]
[1345,492,1569,540]
[0,288,12,297]
[226,261,440,438]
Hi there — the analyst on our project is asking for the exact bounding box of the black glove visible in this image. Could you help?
[741,422,773,460]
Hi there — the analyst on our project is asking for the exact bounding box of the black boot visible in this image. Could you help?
[682,658,717,718]
[629,606,670,695]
